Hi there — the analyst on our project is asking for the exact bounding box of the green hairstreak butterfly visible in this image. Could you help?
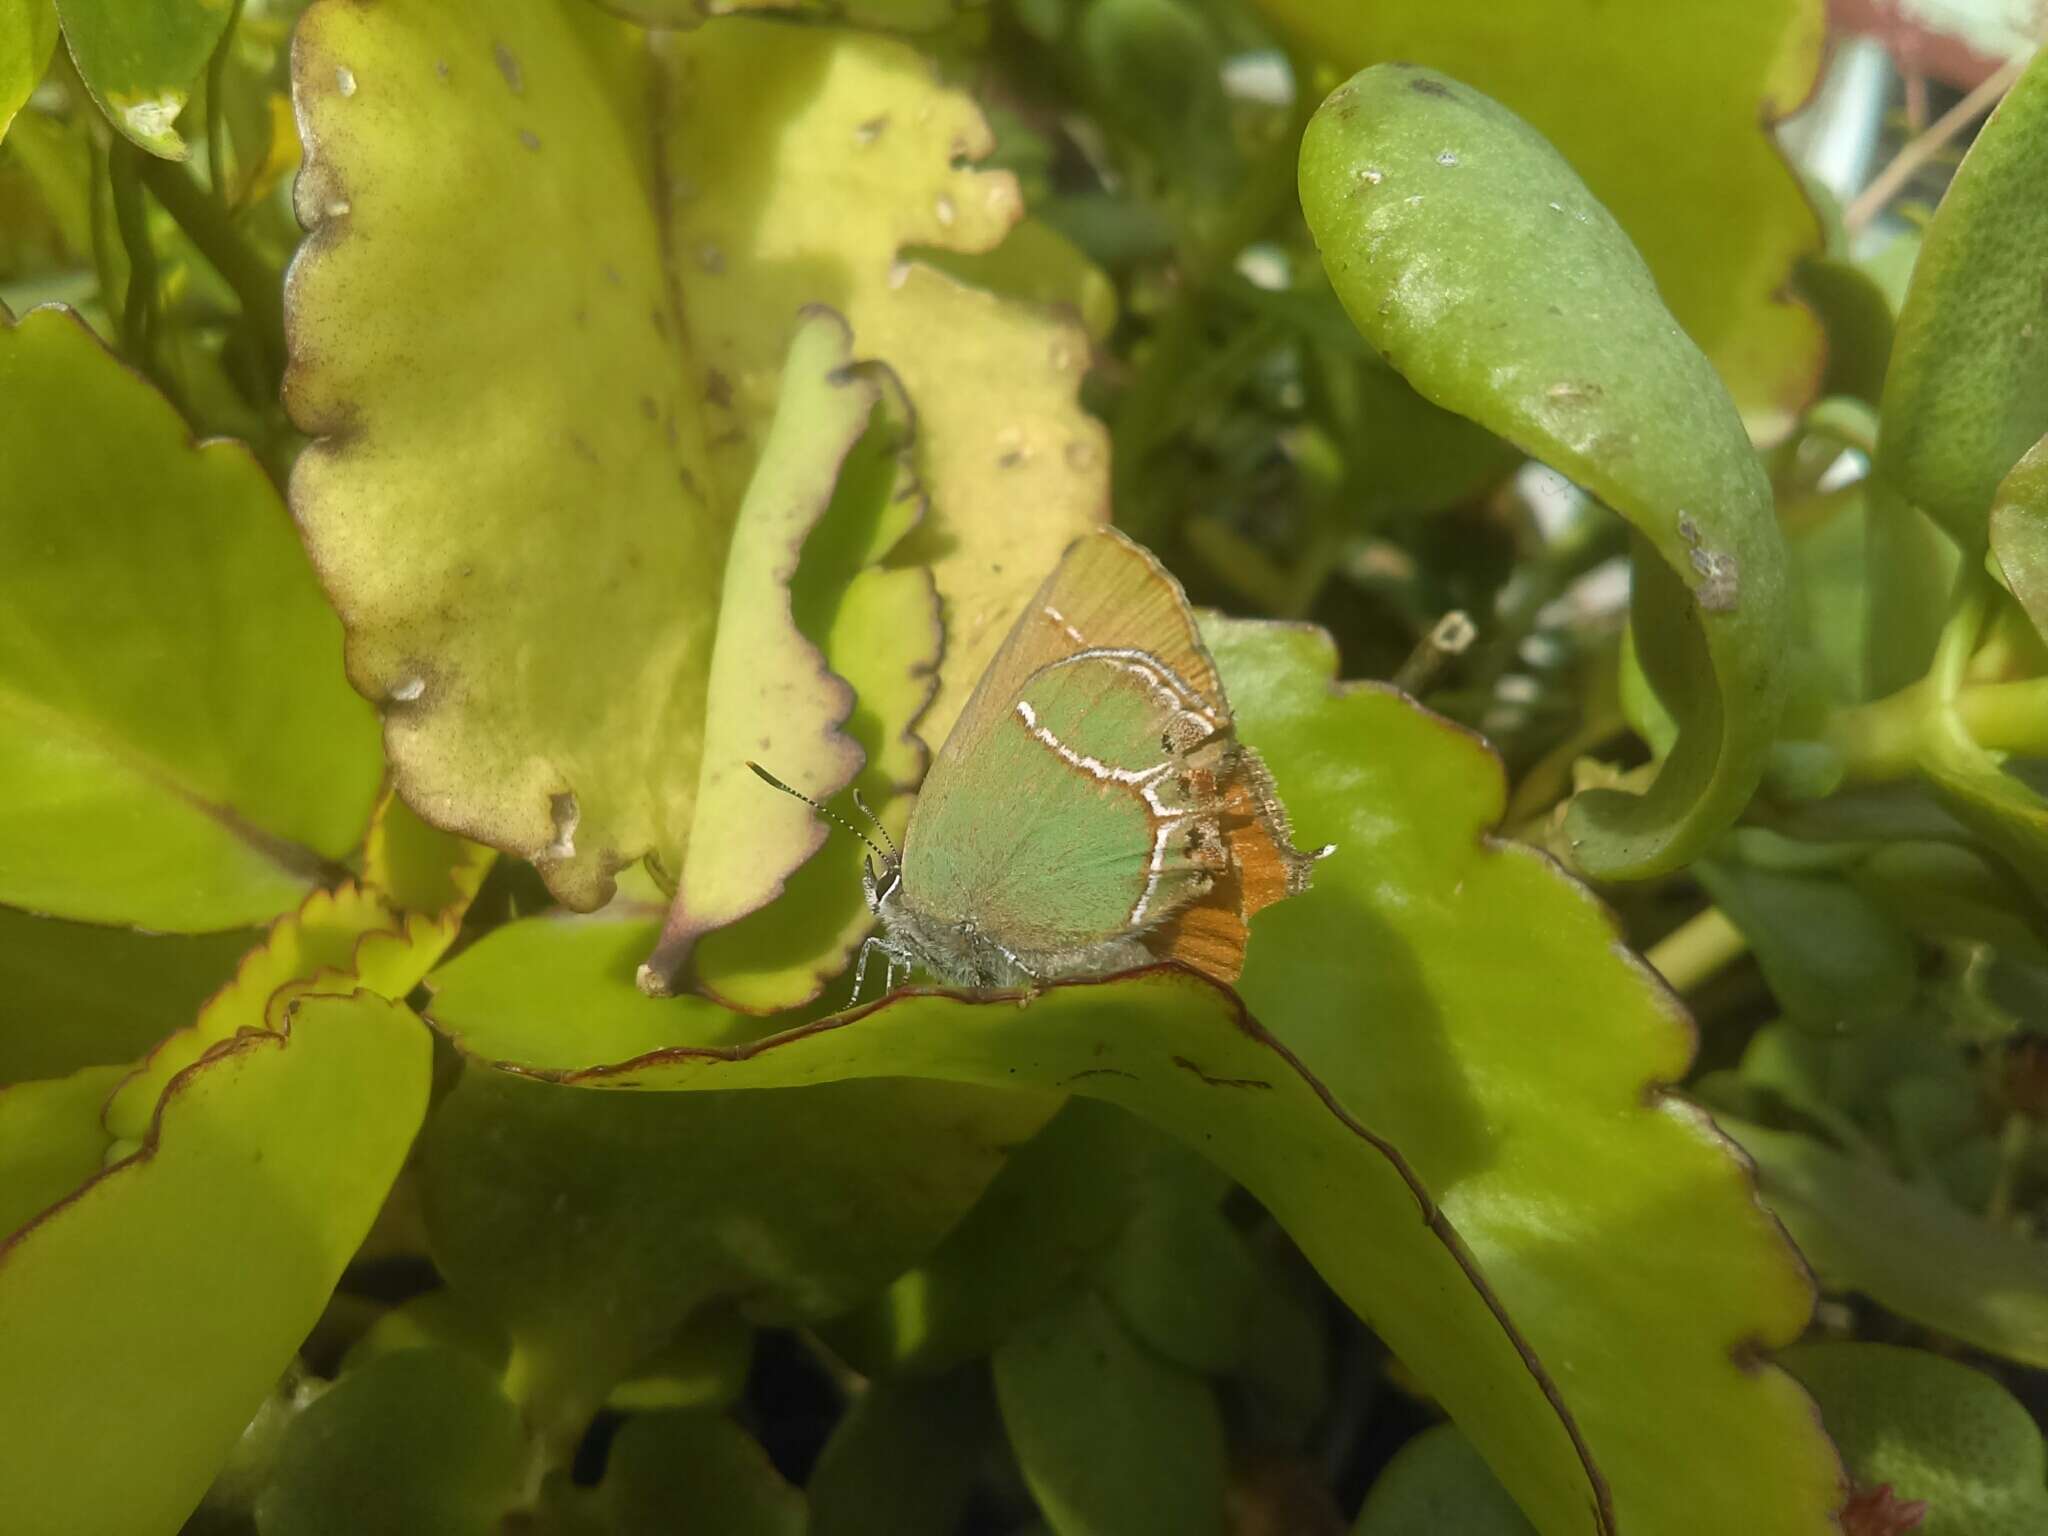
[753,526,1328,996]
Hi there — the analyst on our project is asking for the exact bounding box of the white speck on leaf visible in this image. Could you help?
[546,793,579,860]
[935,193,957,227]
[112,91,185,145]
[325,197,351,218]
[887,258,910,290]
[1357,166,1384,185]
[1436,149,1458,166]
[336,66,357,97]
[389,675,425,702]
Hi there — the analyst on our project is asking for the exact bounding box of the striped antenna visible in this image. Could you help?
[747,762,890,864]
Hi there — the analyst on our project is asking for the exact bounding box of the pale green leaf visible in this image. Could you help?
[0,306,381,930]
[0,992,430,1536]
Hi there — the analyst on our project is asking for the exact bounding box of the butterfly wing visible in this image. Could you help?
[903,526,1319,981]
[902,647,1228,952]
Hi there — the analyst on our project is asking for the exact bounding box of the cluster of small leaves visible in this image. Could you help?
[2,0,2047,1534]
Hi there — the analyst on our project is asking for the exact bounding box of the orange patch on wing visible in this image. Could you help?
[1146,768,1308,984]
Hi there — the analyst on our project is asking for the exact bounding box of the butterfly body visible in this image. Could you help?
[847,528,1324,996]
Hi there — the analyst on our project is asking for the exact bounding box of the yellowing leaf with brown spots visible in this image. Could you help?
[285,1,1101,996]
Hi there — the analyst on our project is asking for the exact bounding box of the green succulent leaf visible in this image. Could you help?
[1990,434,2048,643]
[0,1061,121,1237]
[105,794,489,1144]
[640,310,895,995]
[1782,1342,2048,1536]
[433,616,1832,1536]
[1795,255,1896,408]
[0,0,57,142]
[1724,1118,2048,1370]
[1695,856,1915,1028]
[0,991,430,1536]
[253,1348,528,1536]
[993,1286,1227,1536]
[808,1368,995,1536]
[1300,65,1792,880]
[1353,1422,1537,1535]
[285,0,1100,934]
[826,1097,1154,1377]
[1260,0,1824,438]
[52,0,234,157]
[1878,48,2048,547]
[0,910,255,1082]
[598,1410,806,1536]
[1095,1143,1252,1377]
[418,1064,1056,1444]
[0,305,381,931]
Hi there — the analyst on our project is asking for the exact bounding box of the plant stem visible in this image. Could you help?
[107,140,155,363]
[1843,54,2026,232]
[1986,1112,2034,1228]
[134,151,287,382]
[1644,905,1748,995]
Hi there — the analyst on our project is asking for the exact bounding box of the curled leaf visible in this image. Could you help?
[641,310,889,994]
[1299,65,1791,879]
[1259,0,1824,436]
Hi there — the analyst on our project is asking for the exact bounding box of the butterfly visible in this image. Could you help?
[753,526,1327,998]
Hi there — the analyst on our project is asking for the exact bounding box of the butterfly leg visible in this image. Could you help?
[851,936,883,1005]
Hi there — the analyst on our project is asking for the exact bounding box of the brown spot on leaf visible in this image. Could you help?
[492,41,523,95]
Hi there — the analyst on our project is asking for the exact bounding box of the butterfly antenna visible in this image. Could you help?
[747,762,889,863]
[850,787,898,860]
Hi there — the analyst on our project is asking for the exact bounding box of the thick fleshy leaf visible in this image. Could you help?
[1209,616,1830,1535]
[598,1411,806,1536]
[426,899,754,1058]
[642,311,883,991]
[418,1064,1056,1443]
[1354,1423,1537,1535]
[253,1348,527,1536]
[993,1286,1226,1536]
[1878,49,2048,546]
[0,305,381,930]
[1990,434,2048,643]
[434,616,1835,1536]
[104,841,481,1144]
[0,1062,121,1236]
[53,0,234,157]
[1095,1142,1251,1376]
[0,0,57,141]
[0,991,430,1536]
[0,909,254,1082]
[1783,1342,2048,1536]
[1695,857,1914,1027]
[808,1367,995,1536]
[285,0,1096,915]
[1726,1118,2048,1370]
[826,1097,1153,1376]
[1300,66,1791,880]
[657,17,1105,748]
[1259,0,1823,437]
